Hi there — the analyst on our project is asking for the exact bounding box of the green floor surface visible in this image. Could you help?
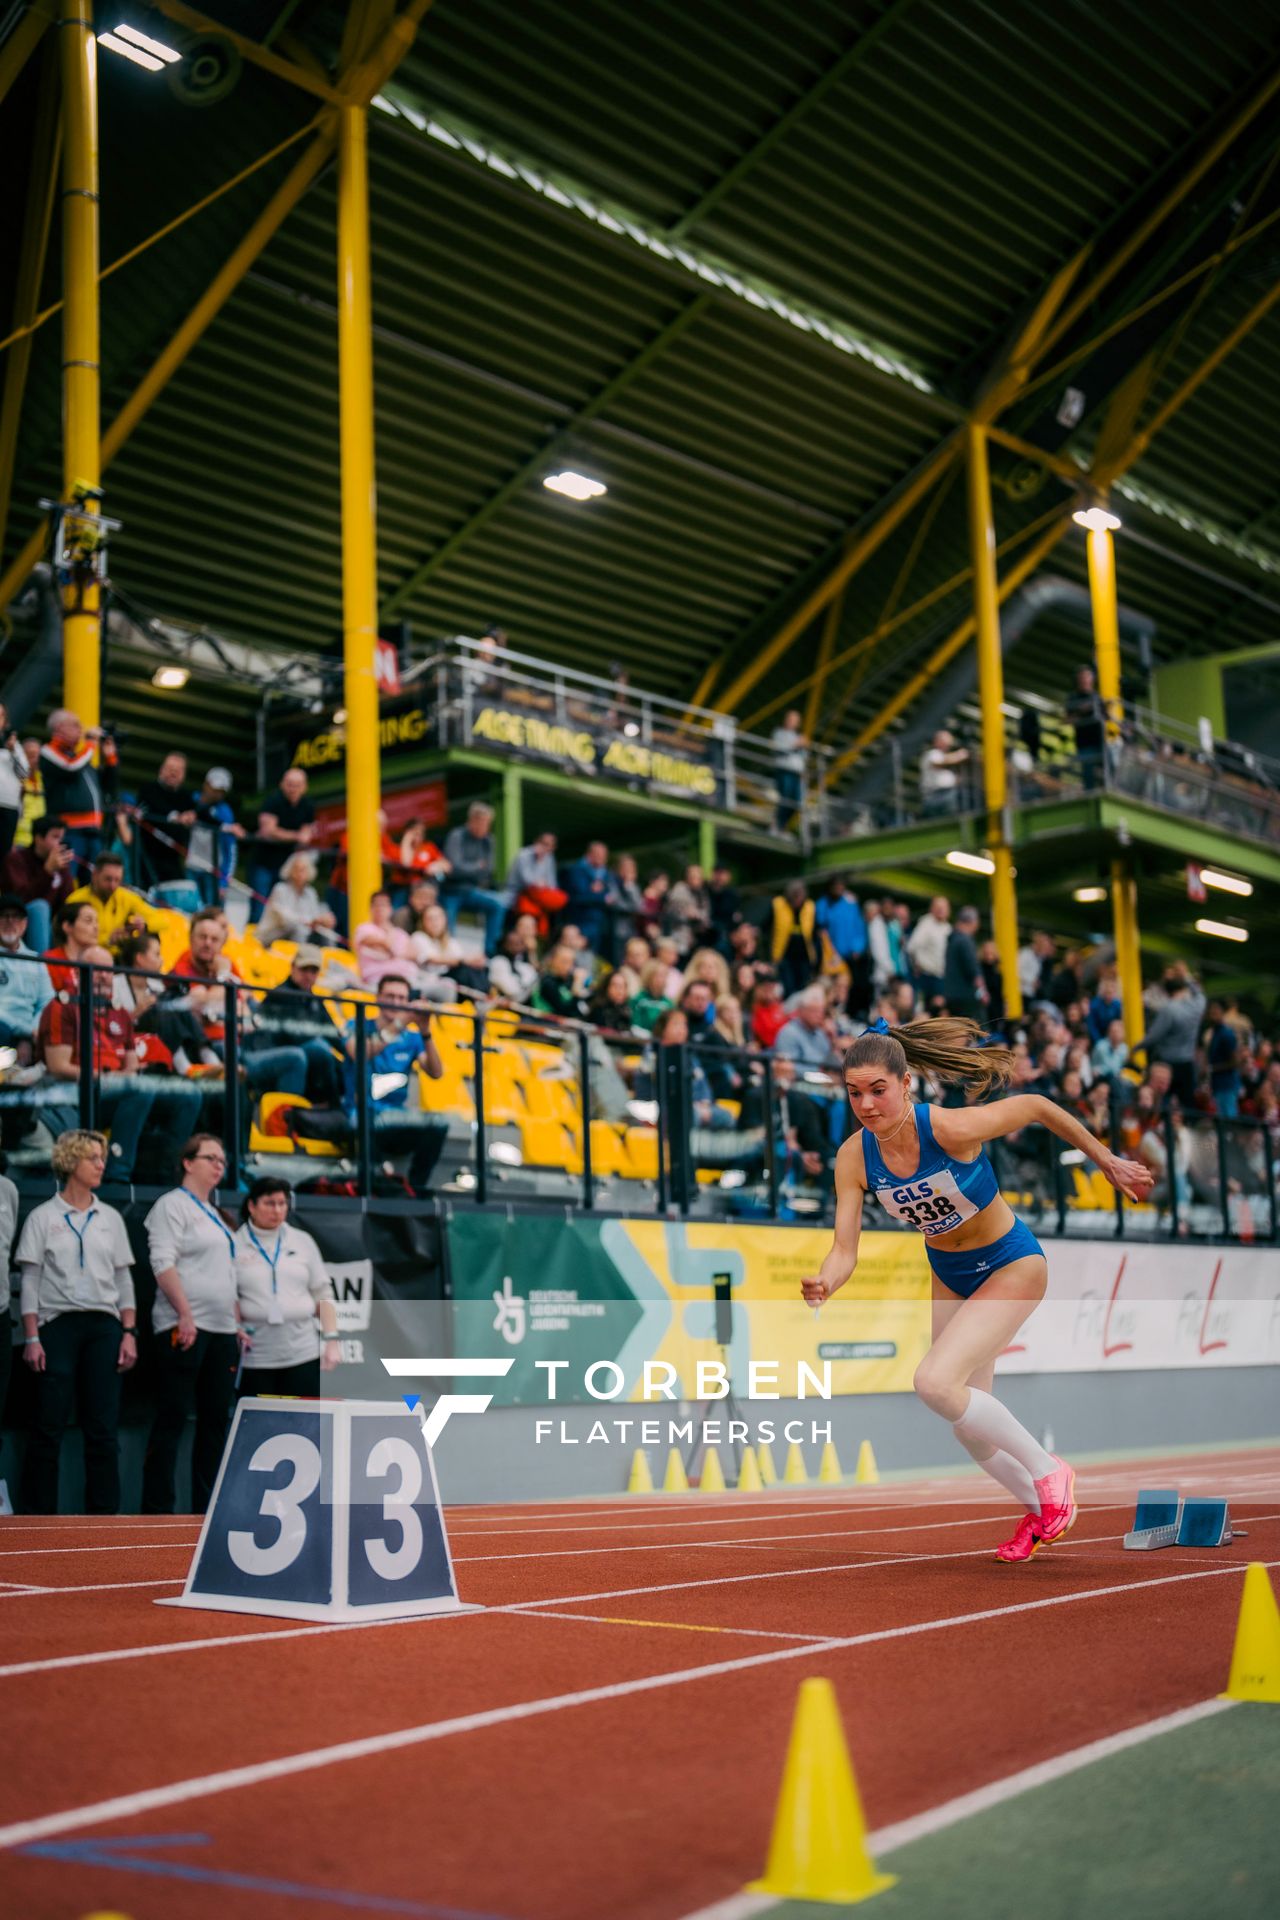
[762,1703,1280,1920]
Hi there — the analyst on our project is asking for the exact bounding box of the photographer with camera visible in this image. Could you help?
[0,702,30,861]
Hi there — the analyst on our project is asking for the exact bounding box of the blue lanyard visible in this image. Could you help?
[61,1205,98,1269]
[247,1226,283,1294]
[182,1188,236,1270]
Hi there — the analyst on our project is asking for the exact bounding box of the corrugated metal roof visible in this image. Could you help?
[2,0,1279,792]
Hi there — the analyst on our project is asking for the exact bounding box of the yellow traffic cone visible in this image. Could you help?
[700,1446,727,1493]
[747,1677,896,1904]
[737,1448,763,1493]
[1222,1562,1280,1703]
[757,1442,777,1485]
[854,1439,880,1485]
[663,1447,689,1493]
[783,1440,808,1485]
[627,1448,654,1494]
[818,1440,843,1484]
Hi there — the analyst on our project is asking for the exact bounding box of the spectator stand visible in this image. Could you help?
[335,634,839,858]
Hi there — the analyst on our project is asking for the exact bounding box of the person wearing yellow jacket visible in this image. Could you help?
[770,879,819,997]
[67,851,168,952]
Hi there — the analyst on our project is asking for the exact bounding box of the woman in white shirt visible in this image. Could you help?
[141,1132,241,1514]
[0,703,30,861]
[257,851,337,948]
[17,1129,137,1513]
[234,1176,341,1398]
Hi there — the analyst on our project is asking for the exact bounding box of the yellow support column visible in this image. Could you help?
[965,425,1022,1021]
[60,0,101,731]
[1110,858,1144,1050]
[1085,523,1122,737]
[337,103,381,930]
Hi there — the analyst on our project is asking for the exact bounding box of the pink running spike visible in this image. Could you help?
[1034,1455,1078,1543]
[995,1513,1043,1562]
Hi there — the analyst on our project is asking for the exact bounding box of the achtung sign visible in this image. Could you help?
[471,705,717,798]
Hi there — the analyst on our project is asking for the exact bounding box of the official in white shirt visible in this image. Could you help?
[234,1176,340,1399]
[17,1130,136,1513]
[141,1132,242,1514]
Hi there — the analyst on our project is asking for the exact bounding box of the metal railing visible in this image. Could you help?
[428,636,836,842]
[837,721,1280,850]
[0,951,1272,1243]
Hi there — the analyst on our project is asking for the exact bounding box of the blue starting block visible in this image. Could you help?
[1176,1496,1237,1548]
[1123,1488,1183,1550]
[1123,1488,1240,1551]
[158,1398,477,1622]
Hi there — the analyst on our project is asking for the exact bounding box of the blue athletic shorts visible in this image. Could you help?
[925,1217,1044,1299]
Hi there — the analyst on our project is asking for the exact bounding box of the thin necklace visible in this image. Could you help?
[876,1103,919,1151]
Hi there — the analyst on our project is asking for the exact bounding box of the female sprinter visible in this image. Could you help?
[801,1018,1154,1561]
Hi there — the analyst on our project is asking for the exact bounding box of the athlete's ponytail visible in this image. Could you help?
[843,1015,1016,1098]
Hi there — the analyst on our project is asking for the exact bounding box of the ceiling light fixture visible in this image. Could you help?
[1072,504,1122,534]
[1072,885,1107,903]
[543,470,607,501]
[99,23,181,69]
[945,850,995,875]
[1198,868,1253,897]
[1194,918,1248,943]
[151,665,189,689]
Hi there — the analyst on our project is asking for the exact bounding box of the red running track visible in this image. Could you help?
[0,1444,1276,1920]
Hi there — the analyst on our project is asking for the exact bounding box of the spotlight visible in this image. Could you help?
[99,22,181,70]
[1072,505,1122,533]
[1194,918,1248,943]
[1072,886,1107,903]
[151,665,189,689]
[544,470,607,501]
[945,850,995,875]
[1198,868,1253,897]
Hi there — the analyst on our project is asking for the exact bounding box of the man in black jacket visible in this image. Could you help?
[943,906,987,1021]
[244,946,344,1105]
[135,752,195,887]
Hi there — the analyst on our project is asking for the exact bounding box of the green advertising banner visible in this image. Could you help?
[446,1214,931,1407]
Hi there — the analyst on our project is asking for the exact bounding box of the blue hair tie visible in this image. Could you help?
[863,1016,891,1036]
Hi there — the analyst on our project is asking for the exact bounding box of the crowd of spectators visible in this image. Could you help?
[0,703,1275,1221]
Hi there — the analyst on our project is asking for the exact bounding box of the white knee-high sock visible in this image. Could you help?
[952,1387,1055,1481]
[955,1432,1040,1512]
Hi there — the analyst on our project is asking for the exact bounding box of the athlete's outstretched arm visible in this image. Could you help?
[931,1095,1154,1201]
[801,1137,866,1306]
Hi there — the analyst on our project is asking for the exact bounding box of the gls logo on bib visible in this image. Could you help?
[891,1181,935,1205]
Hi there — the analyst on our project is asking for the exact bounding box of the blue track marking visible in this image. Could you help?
[18,1831,517,1919]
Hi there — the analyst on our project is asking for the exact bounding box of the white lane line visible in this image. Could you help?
[508,1611,832,1643]
[868,1696,1237,1858]
[0,1520,201,1532]
[447,1504,1131,1565]
[0,1612,470,1680]
[0,1577,184,1601]
[674,1698,1239,1920]
[0,1543,193,1558]
[3,1557,1272,1854]
[446,1497,1018,1536]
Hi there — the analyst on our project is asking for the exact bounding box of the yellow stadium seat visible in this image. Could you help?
[517,1115,582,1173]
[248,1092,342,1157]
[588,1120,630,1177]
[624,1127,660,1180]
[417,1065,475,1121]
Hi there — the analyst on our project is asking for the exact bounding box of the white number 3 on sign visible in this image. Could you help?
[227,1432,322,1577]
[364,1435,424,1580]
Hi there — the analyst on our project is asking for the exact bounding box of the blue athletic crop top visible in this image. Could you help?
[860,1103,998,1236]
